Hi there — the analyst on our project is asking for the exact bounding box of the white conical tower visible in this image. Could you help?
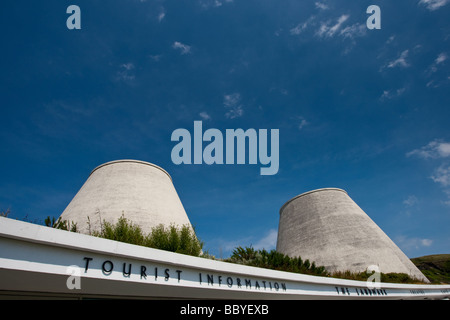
[276,188,429,282]
[59,160,193,235]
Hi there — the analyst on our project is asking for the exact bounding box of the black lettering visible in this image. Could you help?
[123,263,132,277]
[274,282,279,291]
[218,275,222,286]
[164,268,170,281]
[199,273,202,284]
[102,260,113,275]
[83,257,93,272]
[155,267,158,280]
[226,277,233,288]
[245,279,251,289]
[176,270,182,282]
[236,278,242,288]
[262,280,267,289]
[207,274,214,285]
[255,281,260,290]
[140,266,147,279]
[281,283,287,291]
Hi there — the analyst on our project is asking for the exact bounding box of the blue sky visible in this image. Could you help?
[1,0,449,259]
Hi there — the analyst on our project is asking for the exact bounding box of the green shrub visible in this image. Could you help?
[90,215,203,257]
[94,215,145,246]
[45,216,78,232]
[145,223,203,256]
[226,246,329,277]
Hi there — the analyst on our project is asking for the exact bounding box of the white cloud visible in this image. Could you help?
[428,52,448,74]
[294,116,308,130]
[380,87,406,100]
[224,93,244,119]
[212,228,277,258]
[290,16,316,35]
[290,21,309,35]
[253,229,278,251]
[316,14,349,38]
[386,35,396,44]
[315,2,329,10]
[403,195,419,207]
[407,140,450,159]
[387,50,410,68]
[408,140,450,205]
[172,41,192,55]
[435,52,448,64]
[339,23,366,39]
[442,190,450,206]
[149,54,162,62]
[396,235,433,252]
[199,111,211,120]
[116,63,135,81]
[419,0,449,11]
[198,0,233,9]
[431,165,450,187]
[158,11,165,22]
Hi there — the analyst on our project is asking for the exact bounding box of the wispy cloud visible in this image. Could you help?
[315,2,329,10]
[158,10,165,22]
[253,229,278,251]
[198,0,234,9]
[380,87,406,101]
[199,111,211,120]
[339,23,366,39]
[216,229,277,254]
[407,140,450,159]
[290,17,314,35]
[403,195,419,207]
[431,165,450,187]
[293,116,308,130]
[116,63,136,82]
[172,41,192,55]
[316,14,349,38]
[408,140,450,205]
[224,93,244,119]
[419,0,449,11]
[435,52,448,64]
[387,50,410,68]
[149,54,162,62]
[428,52,448,75]
[396,235,433,254]
[425,52,448,87]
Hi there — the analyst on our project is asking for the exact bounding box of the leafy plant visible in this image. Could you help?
[90,214,203,257]
[226,246,329,277]
[145,223,203,256]
[45,216,78,232]
[0,208,11,217]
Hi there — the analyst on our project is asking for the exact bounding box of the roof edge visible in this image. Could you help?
[90,159,172,181]
[279,188,347,215]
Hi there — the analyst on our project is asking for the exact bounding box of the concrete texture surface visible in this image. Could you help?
[58,160,193,235]
[276,188,429,282]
